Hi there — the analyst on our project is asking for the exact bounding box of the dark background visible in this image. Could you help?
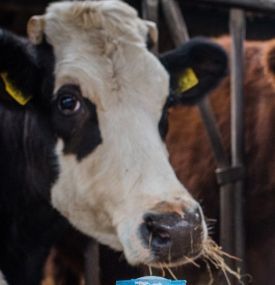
[2,0,275,50]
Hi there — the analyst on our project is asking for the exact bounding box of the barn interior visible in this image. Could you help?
[3,0,275,44]
[1,0,275,285]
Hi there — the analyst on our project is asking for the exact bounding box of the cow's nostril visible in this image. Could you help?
[152,229,171,247]
[145,215,171,247]
[145,216,155,230]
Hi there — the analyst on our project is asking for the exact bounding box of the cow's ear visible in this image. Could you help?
[160,37,227,105]
[0,29,39,107]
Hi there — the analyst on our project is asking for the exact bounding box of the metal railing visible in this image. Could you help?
[196,0,275,13]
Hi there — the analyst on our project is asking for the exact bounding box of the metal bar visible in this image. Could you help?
[142,0,159,23]
[197,99,241,283]
[142,0,159,54]
[199,101,235,285]
[160,0,189,45]
[230,8,245,176]
[198,99,229,168]
[192,0,275,13]
[230,7,246,275]
[84,239,101,285]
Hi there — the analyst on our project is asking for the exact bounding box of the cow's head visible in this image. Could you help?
[0,1,226,268]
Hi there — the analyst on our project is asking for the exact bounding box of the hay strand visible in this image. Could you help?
[201,238,244,285]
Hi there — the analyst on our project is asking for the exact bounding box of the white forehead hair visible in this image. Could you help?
[44,0,149,46]
[43,0,164,111]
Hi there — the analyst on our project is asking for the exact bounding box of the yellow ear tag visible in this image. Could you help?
[178,68,199,93]
[0,73,32,105]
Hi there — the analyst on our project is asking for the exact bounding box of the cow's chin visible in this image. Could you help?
[119,240,203,268]
[146,250,203,268]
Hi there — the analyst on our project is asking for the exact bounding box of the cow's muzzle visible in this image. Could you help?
[140,206,204,265]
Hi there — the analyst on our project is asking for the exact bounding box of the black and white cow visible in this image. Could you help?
[0,1,227,284]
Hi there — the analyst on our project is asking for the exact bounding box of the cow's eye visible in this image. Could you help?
[58,94,80,115]
[57,85,81,115]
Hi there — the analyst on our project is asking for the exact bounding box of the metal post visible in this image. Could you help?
[230,7,246,275]
[142,0,159,25]
[84,239,101,285]
[198,99,229,169]
[160,0,189,44]
[192,0,275,13]
[199,92,235,285]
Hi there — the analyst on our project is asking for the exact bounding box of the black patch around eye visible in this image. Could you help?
[66,98,102,160]
[52,96,102,161]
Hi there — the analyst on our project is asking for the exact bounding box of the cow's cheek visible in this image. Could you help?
[50,140,123,248]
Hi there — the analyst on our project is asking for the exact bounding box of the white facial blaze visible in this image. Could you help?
[45,0,207,265]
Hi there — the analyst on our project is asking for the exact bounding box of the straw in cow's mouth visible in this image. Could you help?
[201,238,244,285]
[146,237,246,284]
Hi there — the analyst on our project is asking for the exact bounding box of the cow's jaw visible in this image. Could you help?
[43,0,208,267]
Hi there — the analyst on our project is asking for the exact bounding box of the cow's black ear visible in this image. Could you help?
[0,29,39,107]
[160,37,227,105]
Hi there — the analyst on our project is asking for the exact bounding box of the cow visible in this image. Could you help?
[0,1,227,284]
[165,36,275,284]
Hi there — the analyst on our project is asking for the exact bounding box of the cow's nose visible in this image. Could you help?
[140,207,204,263]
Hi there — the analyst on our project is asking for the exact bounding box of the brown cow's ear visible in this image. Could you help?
[160,37,227,105]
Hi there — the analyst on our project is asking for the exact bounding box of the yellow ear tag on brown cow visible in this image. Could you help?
[178,68,199,93]
[0,73,32,105]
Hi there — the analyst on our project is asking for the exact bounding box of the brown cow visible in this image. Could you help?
[167,36,275,284]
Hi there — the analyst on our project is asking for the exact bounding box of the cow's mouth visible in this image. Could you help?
[147,250,202,269]
[146,238,243,283]
[149,240,203,267]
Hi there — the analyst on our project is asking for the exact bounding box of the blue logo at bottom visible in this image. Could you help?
[116,276,187,285]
